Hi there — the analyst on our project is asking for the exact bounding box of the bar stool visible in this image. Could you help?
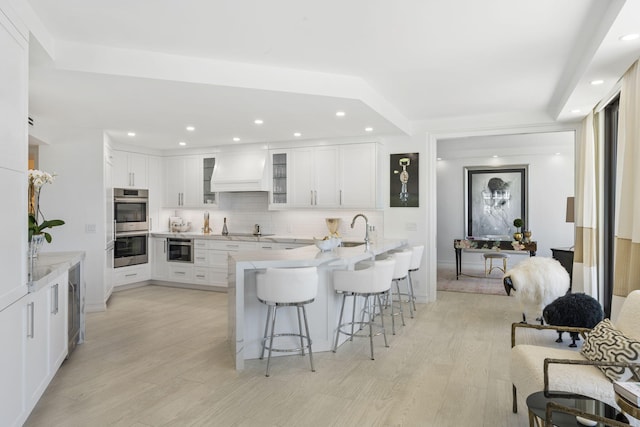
[256,266,318,377]
[389,250,413,334]
[484,252,508,276]
[333,258,396,360]
[406,245,424,317]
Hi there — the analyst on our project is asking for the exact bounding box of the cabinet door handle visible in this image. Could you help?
[149,217,152,231]
[52,283,59,315]
[163,239,167,253]
[125,273,137,277]
[175,271,186,275]
[196,274,206,279]
[314,190,317,206]
[113,220,116,241]
[310,190,313,205]
[340,190,342,206]
[27,302,35,338]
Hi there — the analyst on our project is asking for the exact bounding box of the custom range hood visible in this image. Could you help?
[210,150,269,192]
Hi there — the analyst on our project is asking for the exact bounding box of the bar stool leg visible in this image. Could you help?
[391,279,406,331]
[367,296,375,360]
[407,271,417,314]
[389,288,396,335]
[265,306,278,377]
[260,305,273,360]
[376,294,389,349]
[297,306,305,356]
[301,305,315,372]
[333,294,347,352]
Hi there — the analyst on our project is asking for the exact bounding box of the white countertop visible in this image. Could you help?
[150,231,359,245]
[230,238,405,268]
[28,251,86,293]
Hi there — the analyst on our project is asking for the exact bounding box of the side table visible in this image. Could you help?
[527,391,629,426]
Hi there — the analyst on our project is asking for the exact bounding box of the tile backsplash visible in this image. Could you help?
[158,191,383,240]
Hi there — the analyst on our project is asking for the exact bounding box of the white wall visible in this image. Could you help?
[39,128,106,311]
[436,131,575,268]
[380,134,434,303]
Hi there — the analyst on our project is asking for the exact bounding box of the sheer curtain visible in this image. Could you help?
[613,60,640,297]
[573,111,599,297]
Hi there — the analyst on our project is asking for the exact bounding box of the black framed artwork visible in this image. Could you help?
[464,165,528,238]
[390,153,419,207]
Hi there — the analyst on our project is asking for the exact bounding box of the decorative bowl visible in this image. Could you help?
[172,223,191,232]
[314,237,341,252]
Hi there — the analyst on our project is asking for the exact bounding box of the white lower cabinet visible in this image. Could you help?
[151,237,168,280]
[114,264,150,287]
[193,239,258,288]
[0,270,70,427]
[24,288,49,409]
[0,298,26,427]
[47,273,69,380]
[167,263,194,283]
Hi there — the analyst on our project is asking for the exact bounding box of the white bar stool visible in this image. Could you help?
[256,266,318,377]
[389,250,413,334]
[406,245,424,317]
[333,258,396,360]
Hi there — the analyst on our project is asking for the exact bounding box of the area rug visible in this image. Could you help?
[437,266,508,296]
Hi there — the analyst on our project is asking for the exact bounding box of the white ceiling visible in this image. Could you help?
[25,0,640,150]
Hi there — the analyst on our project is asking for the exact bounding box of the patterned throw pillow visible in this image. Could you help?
[581,318,640,382]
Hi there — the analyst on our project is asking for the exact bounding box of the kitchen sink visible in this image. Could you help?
[222,233,275,237]
[341,241,366,247]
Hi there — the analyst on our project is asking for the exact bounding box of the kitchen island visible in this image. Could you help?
[228,239,407,370]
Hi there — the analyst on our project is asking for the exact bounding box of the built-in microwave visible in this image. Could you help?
[114,188,149,233]
[114,232,148,268]
[167,238,194,263]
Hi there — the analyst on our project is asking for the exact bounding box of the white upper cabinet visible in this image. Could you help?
[112,150,148,189]
[290,146,340,208]
[0,5,28,313]
[164,155,208,208]
[286,143,378,209]
[338,143,378,208]
[147,155,163,231]
[268,150,289,209]
[0,8,27,172]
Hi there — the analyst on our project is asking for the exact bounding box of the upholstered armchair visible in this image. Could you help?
[510,290,640,418]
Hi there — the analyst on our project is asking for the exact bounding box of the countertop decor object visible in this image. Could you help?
[27,169,65,251]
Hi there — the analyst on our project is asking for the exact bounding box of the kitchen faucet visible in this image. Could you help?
[350,214,370,247]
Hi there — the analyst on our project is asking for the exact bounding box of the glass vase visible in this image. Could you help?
[29,234,45,259]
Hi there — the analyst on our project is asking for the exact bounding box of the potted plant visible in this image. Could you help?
[27,169,65,257]
[28,214,65,243]
[513,218,523,242]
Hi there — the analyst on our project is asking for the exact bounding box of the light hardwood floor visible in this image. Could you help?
[25,282,562,426]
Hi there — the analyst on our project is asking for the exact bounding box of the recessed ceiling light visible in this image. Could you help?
[620,33,640,41]
[336,111,346,117]
[254,119,264,125]
[293,132,301,137]
[590,79,604,85]
[437,157,442,161]
[555,152,561,156]
[492,155,499,158]
[178,141,186,146]
[186,126,195,131]
[365,127,373,132]
[127,132,136,137]
[233,137,240,142]
[571,109,581,113]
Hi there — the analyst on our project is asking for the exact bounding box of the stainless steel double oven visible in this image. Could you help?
[114,188,149,268]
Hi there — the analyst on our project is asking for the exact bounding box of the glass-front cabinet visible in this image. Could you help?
[269,150,289,208]
[202,157,217,205]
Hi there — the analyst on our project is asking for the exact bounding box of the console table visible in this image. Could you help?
[454,239,537,279]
